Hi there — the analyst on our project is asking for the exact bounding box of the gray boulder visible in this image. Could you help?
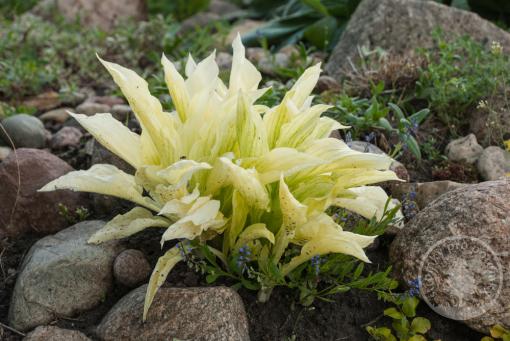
[9,221,124,331]
[96,285,250,341]
[0,114,46,148]
[24,326,91,341]
[390,180,510,333]
[326,0,510,79]
[477,146,510,181]
[445,134,483,164]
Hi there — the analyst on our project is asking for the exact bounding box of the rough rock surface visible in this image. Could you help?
[390,180,510,333]
[113,249,151,288]
[75,102,110,117]
[39,108,73,123]
[326,0,510,79]
[0,149,88,238]
[96,285,250,341]
[445,134,483,164]
[0,114,46,149]
[469,91,510,146]
[56,0,146,31]
[477,146,510,181]
[390,180,467,209]
[24,326,91,341]
[9,221,123,331]
[50,126,83,149]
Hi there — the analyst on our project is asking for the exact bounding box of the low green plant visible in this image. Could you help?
[0,12,228,102]
[41,37,402,320]
[242,0,361,50]
[58,204,90,224]
[328,91,430,160]
[482,325,510,341]
[416,29,510,133]
[367,285,434,341]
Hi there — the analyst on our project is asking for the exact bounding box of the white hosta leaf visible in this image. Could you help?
[272,176,308,262]
[218,157,270,210]
[282,231,376,275]
[144,247,183,321]
[305,138,392,172]
[156,160,212,187]
[159,187,200,219]
[225,190,249,253]
[229,34,262,95]
[89,207,169,244]
[39,164,159,211]
[185,52,219,96]
[236,91,269,158]
[98,56,180,165]
[234,223,275,250]
[162,54,189,123]
[252,147,326,184]
[161,197,225,243]
[333,186,395,221]
[276,104,332,149]
[333,169,401,190]
[70,112,142,168]
[288,63,321,108]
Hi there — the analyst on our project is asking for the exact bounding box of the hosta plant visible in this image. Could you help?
[40,35,401,320]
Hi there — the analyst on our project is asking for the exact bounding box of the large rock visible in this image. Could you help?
[9,221,123,331]
[56,0,146,31]
[477,146,510,181]
[0,149,88,238]
[390,180,510,333]
[24,326,91,341]
[325,0,510,79]
[445,134,483,164]
[96,285,250,341]
[0,114,46,148]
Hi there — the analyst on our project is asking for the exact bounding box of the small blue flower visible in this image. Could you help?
[236,245,252,273]
[345,131,352,144]
[311,255,321,276]
[408,277,422,297]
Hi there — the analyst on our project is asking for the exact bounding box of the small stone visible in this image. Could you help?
[50,126,83,149]
[445,134,483,164]
[96,285,250,341]
[180,12,220,33]
[39,107,73,123]
[477,146,510,180]
[111,104,132,122]
[246,47,267,65]
[0,114,46,148]
[208,0,240,15]
[24,326,91,341]
[92,95,125,107]
[390,180,510,333]
[75,102,110,116]
[227,20,265,43]
[0,146,12,161]
[60,91,88,107]
[258,53,290,76]
[0,148,88,237]
[9,221,124,331]
[22,91,61,111]
[315,75,341,93]
[216,52,233,71]
[113,249,151,288]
